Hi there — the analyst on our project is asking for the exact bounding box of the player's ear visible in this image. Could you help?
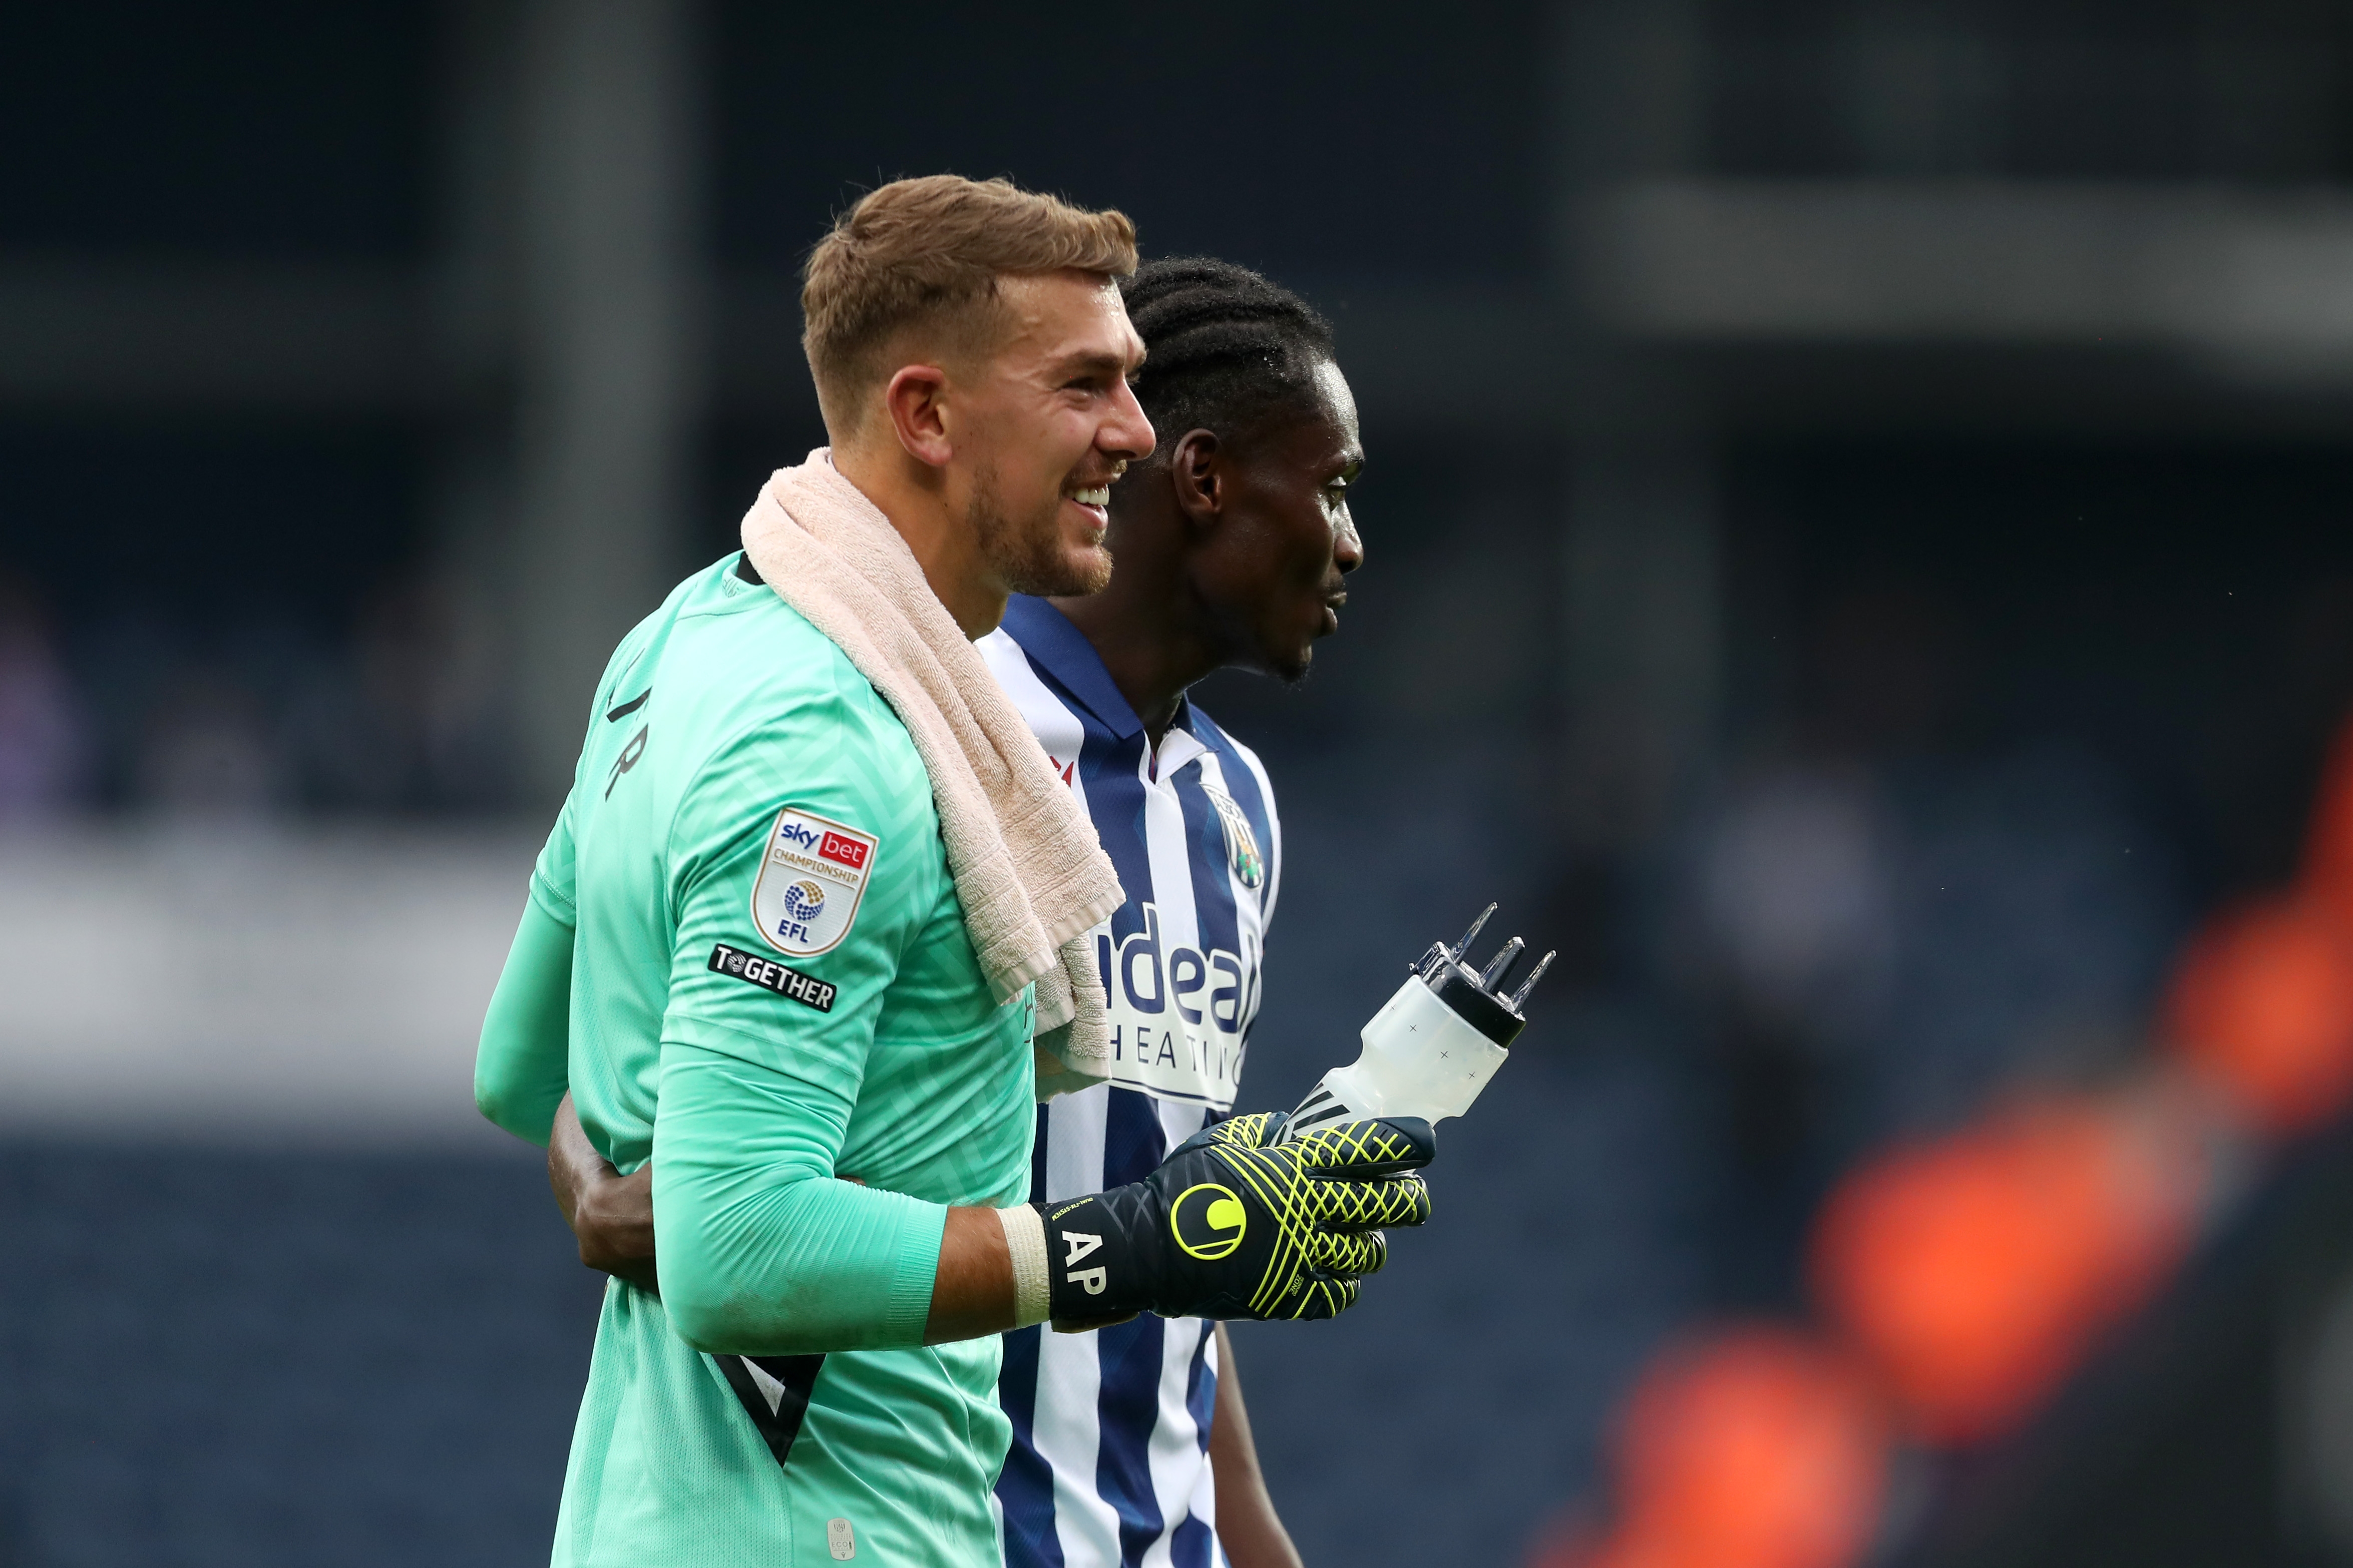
[881,362,955,468]
[1169,429,1222,529]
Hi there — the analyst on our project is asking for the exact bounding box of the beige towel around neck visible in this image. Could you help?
[739,450,1124,1097]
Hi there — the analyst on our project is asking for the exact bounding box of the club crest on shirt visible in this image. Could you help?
[751,807,878,957]
[1200,779,1265,890]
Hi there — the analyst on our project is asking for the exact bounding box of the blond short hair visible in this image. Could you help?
[801,175,1138,434]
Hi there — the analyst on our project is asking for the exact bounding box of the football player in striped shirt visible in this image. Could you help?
[977,257,1360,1568]
[553,256,1368,1567]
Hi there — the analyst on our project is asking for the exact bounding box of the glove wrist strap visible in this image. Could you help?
[1033,1192,1158,1320]
[995,1203,1051,1328]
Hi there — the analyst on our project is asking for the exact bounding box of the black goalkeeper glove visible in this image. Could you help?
[1034,1111,1434,1323]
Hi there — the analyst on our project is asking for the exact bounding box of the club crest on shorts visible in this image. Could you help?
[751,807,878,957]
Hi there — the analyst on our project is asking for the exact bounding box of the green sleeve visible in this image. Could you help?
[653,1045,947,1354]
[473,811,580,1146]
[648,686,952,1355]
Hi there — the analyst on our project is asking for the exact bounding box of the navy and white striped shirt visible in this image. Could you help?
[980,595,1283,1568]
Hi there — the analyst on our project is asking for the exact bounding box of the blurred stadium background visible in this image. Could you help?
[9,2,2353,1564]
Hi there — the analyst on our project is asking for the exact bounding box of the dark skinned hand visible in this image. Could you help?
[548,1093,659,1294]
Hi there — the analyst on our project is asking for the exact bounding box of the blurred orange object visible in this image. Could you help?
[1809,1098,2194,1445]
[1534,1327,1888,1568]
[2165,895,2353,1137]
[2303,712,2353,918]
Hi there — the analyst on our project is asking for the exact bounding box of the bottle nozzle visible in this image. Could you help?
[1507,951,1556,1011]
[1477,936,1525,990]
[1451,903,1497,962]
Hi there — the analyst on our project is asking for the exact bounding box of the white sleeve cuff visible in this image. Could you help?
[996,1203,1051,1328]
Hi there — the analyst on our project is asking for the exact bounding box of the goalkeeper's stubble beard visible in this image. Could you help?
[969,459,1116,600]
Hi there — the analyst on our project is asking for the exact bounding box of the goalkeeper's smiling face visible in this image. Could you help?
[1201,357,1366,684]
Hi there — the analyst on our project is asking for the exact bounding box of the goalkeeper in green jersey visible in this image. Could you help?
[472,175,1435,1568]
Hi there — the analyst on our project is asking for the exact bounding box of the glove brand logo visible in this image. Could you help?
[1060,1230,1108,1295]
[1168,1182,1248,1260]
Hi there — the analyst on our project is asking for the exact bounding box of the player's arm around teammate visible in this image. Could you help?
[475,179,1434,1568]
[553,255,1379,1566]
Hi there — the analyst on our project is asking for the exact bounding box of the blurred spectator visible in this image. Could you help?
[52,569,509,818]
[1670,577,2183,1302]
[288,571,509,813]
[0,572,89,816]
[1693,764,1896,1050]
[134,666,285,816]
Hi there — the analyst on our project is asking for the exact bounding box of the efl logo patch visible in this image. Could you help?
[708,943,837,1012]
[751,807,878,957]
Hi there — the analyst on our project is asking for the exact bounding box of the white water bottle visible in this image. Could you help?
[1279,904,1553,1141]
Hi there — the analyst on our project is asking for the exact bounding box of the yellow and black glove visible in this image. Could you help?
[1034,1111,1434,1323]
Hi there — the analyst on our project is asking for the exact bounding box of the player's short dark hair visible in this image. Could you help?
[1120,258,1337,461]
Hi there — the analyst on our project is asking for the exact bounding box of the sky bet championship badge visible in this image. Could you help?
[751,807,878,957]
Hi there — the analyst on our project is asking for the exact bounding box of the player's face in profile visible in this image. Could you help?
[954,272,1154,598]
[1213,358,1365,682]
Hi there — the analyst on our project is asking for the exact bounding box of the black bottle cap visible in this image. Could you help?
[1426,959,1525,1048]
[1414,905,1553,1049]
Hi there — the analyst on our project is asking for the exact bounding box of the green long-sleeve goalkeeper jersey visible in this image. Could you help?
[478,553,1036,1568]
